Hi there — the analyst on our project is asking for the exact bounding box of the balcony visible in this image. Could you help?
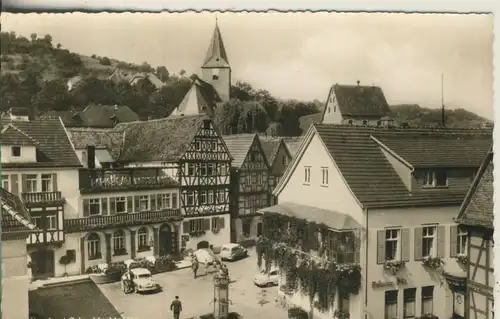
[22,191,65,208]
[79,168,180,194]
[64,209,182,233]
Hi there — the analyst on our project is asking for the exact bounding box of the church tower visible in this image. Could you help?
[201,18,231,102]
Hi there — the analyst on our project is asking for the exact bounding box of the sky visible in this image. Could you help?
[1,12,494,119]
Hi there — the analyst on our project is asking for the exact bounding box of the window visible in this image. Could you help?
[377,120,382,126]
[422,226,436,258]
[188,163,196,176]
[26,174,38,193]
[348,120,353,125]
[385,290,398,319]
[208,163,215,176]
[2,175,9,191]
[189,219,204,232]
[200,163,207,176]
[31,216,43,229]
[211,217,224,230]
[386,229,401,261]
[423,169,448,187]
[199,191,207,205]
[89,198,101,216]
[115,197,126,213]
[41,174,52,192]
[249,153,256,162]
[403,288,416,318]
[242,220,251,236]
[211,141,217,151]
[282,156,288,166]
[158,194,171,209]
[212,68,219,80]
[11,146,21,157]
[137,227,149,250]
[195,140,201,151]
[457,226,468,255]
[421,286,434,314]
[321,167,329,186]
[113,230,126,255]
[362,120,367,125]
[139,195,149,211]
[208,190,214,204]
[47,215,57,230]
[304,166,311,184]
[87,233,101,260]
[187,192,195,206]
[218,189,226,203]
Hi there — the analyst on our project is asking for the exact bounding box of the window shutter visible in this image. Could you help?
[377,230,386,264]
[354,234,361,263]
[219,217,225,229]
[401,228,410,262]
[21,174,27,193]
[83,199,90,217]
[150,194,157,211]
[134,196,140,212]
[450,225,458,257]
[52,173,58,191]
[172,194,178,209]
[204,218,211,230]
[10,175,18,195]
[414,227,423,261]
[101,198,108,215]
[183,221,190,234]
[437,225,446,258]
[127,196,133,213]
[109,197,116,214]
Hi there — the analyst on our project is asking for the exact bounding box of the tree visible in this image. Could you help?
[156,66,170,83]
[214,99,243,134]
[1,73,22,111]
[43,34,53,47]
[30,33,37,42]
[35,78,71,111]
[231,81,255,101]
[56,43,62,49]
[139,62,153,73]
[100,57,111,66]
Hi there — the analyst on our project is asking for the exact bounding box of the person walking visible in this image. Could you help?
[170,296,182,319]
[192,255,199,279]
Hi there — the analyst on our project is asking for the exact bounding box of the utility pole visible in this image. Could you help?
[441,73,445,128]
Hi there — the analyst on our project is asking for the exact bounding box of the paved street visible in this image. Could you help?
[98,251,289,319]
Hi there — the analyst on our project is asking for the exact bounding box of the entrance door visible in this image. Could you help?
[31,249,55,279]
[158,224,173,256]
[197,241,209,249]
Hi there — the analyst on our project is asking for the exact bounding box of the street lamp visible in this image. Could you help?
[213,272,231,319]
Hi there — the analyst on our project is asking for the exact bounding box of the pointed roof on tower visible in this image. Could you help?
[202,19,230,68]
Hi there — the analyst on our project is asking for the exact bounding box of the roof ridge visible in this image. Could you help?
[315,123,493,133]
[1,123,39,145]
[116,114,206,127]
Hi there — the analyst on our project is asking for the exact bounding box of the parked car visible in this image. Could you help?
[220,243,248,261]
[253,267,280,287]
[194,248,218,265]
[121,268,159,293]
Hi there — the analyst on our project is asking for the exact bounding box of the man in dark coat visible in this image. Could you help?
[192,255,199,279]
[170,295,182,319]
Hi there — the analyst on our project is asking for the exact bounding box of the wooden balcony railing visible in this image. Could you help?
[79,168,179,194]
[22,191,64,207]
[64,209,182,233]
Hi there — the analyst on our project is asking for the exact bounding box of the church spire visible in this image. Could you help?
[202,18,230,68]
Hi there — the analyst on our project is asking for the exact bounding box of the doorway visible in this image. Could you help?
[30,249,55,279]
[197,241,209,249]
[158,224,174,256]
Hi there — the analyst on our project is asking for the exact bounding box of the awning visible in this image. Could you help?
[95,149,114,163]
[259,202,362,230]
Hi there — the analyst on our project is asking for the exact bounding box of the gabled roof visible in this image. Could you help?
[115,115,210,162]
[67,128,124,161]
[299,112,322,134]
[108,69,134,84]
[80,104,140,128]
[1,124,38,146]
[276,125,492,208]
[259,137,291,166]
[173,78,221,117]
[1,188,37,233]
[1,118,82,168]
[41,110,85,127]
[222,134,266,169]
[455,149,493,229]
[202,22,230,68]
[283,136,305,158]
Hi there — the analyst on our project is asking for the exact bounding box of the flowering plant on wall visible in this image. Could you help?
[416,313,438,319]
[190,230,206,237]
[422,256,443,270]
[333,309,350,319]
[457,255,468,266]
[383,260,406,275]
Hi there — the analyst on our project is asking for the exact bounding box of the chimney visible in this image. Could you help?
[87,145,96,169]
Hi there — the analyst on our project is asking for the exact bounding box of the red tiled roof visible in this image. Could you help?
[1,118,82,168]
[314,125,492,208]
[455,149,493,229]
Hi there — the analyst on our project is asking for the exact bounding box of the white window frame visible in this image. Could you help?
[158,194,171,209]
[423,169,448,187]
[41,174,52,192]
[385,290,398,319]
[282,155,287,166]
[31,216,42,229]
[199,190,207,205]
[195,140,201,151]
[208,190,214,204]
[385,228,401,261]
[457,226,468,255]
[187,192,195,206]
[208,163,215,176]
[321,167,329,186]
[218,189,226,204]
[211,141,217,151]
[113,231,125,252]
[422,226,437,258]
[421,286,434,315]
[2,175,9,191]
[26,174,38,193]
[11,146,21,157]
[200,163,207,176]
[87,234,100,259]
[403,288,416,319]
[304,166,311,185]
[138,195,149,211]
[47,215,57,230]
[115,196,127,214]
[137,228,149,248]
[189,219,204,232]
[188,163,196,176]
[89,198,101,216]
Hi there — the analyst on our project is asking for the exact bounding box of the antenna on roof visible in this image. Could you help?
[441,73,445,128]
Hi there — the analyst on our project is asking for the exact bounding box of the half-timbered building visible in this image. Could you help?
[222,134,270,243]
[455,149,494,319]
[1,113,82,279]
[1,188,37,319]
[64,128,183,274]
[259,136,292,205]
[115,115,233,251]
[269,124,492,319]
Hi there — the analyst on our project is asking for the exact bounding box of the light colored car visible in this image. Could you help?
[194,248,218,265]
[122,268,159,293]
[220,243,248,261]
[253,267,280,287]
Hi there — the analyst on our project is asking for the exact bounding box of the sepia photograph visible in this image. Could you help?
[0,11,494,319]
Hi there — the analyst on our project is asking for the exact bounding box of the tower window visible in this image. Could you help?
[212,68,219,80]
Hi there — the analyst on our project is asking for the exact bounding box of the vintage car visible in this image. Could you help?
[194,248,219,265]
[253,267,280,287]
[220,243,248,261]
[121,268,159,293]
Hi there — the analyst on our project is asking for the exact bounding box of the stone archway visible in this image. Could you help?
[197,240,209,249]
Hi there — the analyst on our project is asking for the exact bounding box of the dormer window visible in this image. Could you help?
[423,169,448,187]
[11,146,21,157]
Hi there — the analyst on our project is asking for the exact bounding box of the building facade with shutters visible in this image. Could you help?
[1,114,83,279]
[271,124,492,319]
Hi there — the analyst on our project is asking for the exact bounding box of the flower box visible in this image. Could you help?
[190,230,206,238]
[334,310,350,319]
[383,260,406,275]
[422,257,443,270]
[457,255,468,266]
